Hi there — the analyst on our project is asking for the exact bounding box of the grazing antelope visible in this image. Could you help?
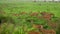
[40,12,54,21]
[40,29,56,34]
[38,25,56,34]
[32,24,56,34]
[28,30,41,34]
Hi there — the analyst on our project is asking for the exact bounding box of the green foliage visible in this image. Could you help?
[0,2,60,34]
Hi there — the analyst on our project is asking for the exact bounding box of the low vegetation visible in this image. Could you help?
[0,2,60,34]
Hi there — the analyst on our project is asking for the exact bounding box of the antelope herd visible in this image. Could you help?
[28,24,56,34]
[0,11,57,34]
[23,12,56,34]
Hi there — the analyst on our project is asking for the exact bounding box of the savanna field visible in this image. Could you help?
[0,2,60,34]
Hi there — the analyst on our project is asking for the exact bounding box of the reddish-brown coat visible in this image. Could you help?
[40,12,54,20]
[32,24,56,34]
[28,30,40,34]
[40,29,56,34]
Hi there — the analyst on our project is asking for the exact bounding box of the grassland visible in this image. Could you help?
[0,2,60,34]
[0,2,60,17]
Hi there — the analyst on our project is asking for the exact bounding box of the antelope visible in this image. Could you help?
[28,30,41,34]
[32,24,56,34]
[40,12,54,21]
[40,29,56,34]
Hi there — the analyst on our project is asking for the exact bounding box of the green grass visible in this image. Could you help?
[0,2,60,17]
[0,2,60,34]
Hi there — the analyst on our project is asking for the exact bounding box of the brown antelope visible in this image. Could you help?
[38,25,56,34]
[28,30,41,34]
[40,29,56,34]
[40,12,54,21]
[32,24,56,34]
